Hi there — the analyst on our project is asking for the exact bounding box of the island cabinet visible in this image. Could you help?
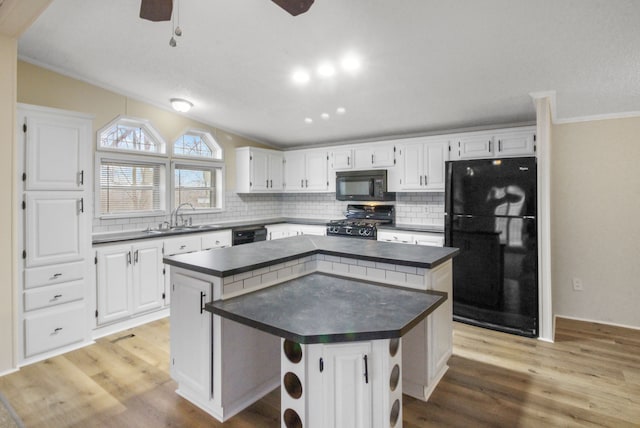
[164,236,458,428]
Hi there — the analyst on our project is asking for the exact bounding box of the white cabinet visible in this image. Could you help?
[322,342,372,428]
[18,104,92,363]
[451,127,536,160]
[395,138,449,192]
[296,224,326,236]
[284,150,329,192]
[23,108,89,191]
[96,240,164,325]
[235,147,284,193]
[330,148,354,170]
[170,272,213,400]
[24,192,87,267]
[377,230,444,247]
[267,223,326,240]
[354,143,395,169]
[201,230,232,250]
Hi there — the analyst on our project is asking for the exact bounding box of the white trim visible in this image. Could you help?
[16,102,95,120]
[554,110,640,124]
[554,314,640,333]
[171,159,226,213]
[529,90,557,123]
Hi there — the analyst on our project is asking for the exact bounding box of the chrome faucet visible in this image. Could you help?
[172,202,195,227]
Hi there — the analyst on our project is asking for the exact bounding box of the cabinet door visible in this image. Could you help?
[284,151,305,191]
[398,142,423,190]
[457,135,494,160]
[331,148,353,170]
[170,272,212,399]
[323,342,372,428]
[96,245,133,325]
[268,152,284,190]
[25,192,86,267]
[424,141,448,191]
[22,111,89,191]
[353,147,374,169]
[132,242,164,314]
[496,130,536,157]
[250,150,269,191]
[371,144,396,167]
[305,151,329,191]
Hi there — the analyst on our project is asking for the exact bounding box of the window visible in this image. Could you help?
[99,157,166,215]
[95,118,224,218]
[98,116,166,155]
[172,130,222,160]
[173,163,222,210]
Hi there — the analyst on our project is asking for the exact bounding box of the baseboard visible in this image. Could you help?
[92,308,170,340]
[554,314,640,332]
[0,367,19,378]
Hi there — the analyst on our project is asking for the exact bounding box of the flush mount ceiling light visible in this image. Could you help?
[336,107,346,115]
[170,98,193,112]
[341,55,361,72]
[317,63,336,78]
[292,69,311,85]
[304,117,313,124]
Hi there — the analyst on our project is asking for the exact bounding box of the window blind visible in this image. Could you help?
[100,160,163,215]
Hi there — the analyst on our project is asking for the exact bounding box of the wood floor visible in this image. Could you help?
[1,317,639,427]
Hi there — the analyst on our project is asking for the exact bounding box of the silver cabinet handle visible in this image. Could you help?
[52,294,62,300]
[300,179,303,188]
[53,327,63,334]
[347,156,350,166]
[424,175,428,185]
[420,176,423,186]
[266,179,269,188]
[51,273,62,280]
[200,291,206,314]
[305,179,308,187]
[79,197,84,213]
[371,154,374,164]
[488,140,492,152]
[134,250,139,264]
[79,170,84,186]
[127,251,132,264]
[498,140,502,152]
[270,179,273,188]
[180,245,186,249]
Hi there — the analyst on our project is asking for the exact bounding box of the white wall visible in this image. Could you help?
[551,117,640,328]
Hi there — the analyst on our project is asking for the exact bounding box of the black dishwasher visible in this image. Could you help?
[232,226,267,245]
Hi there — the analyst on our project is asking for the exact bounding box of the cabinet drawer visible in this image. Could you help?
[24,304,85,357]
[164,236,202,255]
[201,230,232,250]
[414,234,444,247]
[377,231,413,244]
[24,261,85,289]
[24,280,84,311]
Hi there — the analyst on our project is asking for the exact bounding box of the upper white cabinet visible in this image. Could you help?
[330,148,354,170]
[451,127,536,160]
[23,108,90,191]
[354,143,395,169]
[236,147,284,193]
[394,138,449,192]
[284,149,329,192]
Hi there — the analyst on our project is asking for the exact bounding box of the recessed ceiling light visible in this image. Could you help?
[336,107,346,115]
[341,55,361,72]
[292,69,310,85]
[321,113,330,120]
[317,63,336,78]
[304,117,313,124]
[170,98,193,112]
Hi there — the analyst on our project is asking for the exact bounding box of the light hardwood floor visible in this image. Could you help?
[1,317,639,427]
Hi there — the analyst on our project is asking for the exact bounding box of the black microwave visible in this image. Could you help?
[335,170,395,201]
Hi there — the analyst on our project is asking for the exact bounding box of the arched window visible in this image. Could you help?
[172,130,222,160]
[98,116,166,155]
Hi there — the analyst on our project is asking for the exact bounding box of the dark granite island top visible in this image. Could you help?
[205,272,446,344]
[164,235,459,277]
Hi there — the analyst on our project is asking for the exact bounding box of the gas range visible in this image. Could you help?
[326,204,395,240]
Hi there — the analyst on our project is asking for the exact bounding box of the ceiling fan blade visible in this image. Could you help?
[271,0,314,16]
[140,0,173,22]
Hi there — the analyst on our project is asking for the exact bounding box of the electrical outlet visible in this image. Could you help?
[572,277,583,291]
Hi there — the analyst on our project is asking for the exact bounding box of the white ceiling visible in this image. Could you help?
[17,0,640,148]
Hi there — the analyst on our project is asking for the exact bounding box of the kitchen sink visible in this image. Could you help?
[143,224,223,234]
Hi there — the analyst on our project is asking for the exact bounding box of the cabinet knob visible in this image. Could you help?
[52,327,63,334]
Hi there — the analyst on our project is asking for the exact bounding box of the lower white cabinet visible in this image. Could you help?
[201,230,232,250]
[322,342,372,428]
[24,303,86,358]
[95,240,164,325]
[377,230,444,247]
[267,223,326,240]
[170,272,213,399]
[266,223,292,240]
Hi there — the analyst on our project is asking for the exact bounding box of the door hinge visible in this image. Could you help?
[22,123,27,133]
[162,292,166,299]
[22,250,26,259]
[250,155,253,161]
[533,134,537,142]
[319,357,324,372]
[163,267,166,275]
[95,309,98,318]
[22,201,25,210]
[22,173,26,182]
[94,256,98,264]
[534,145,537,152]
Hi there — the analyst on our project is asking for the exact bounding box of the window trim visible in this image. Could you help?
[95,152,170,219]
[171,159,225,213]
[171,128,224,161]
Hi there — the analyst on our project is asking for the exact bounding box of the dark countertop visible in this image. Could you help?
[205,272,446,344]
[164,235,459,277]
[92,217,332,245]
[378,223,444,233]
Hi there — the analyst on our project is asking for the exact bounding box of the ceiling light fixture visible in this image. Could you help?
[304,117,313,124]
[317,63,336,78]
[292,69,311,85]
[170,98,193,112]
[336,107,346,114]
[321,113,330,120]
[341,55,361,72]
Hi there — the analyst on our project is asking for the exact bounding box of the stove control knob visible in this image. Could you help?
[345,227,353,235]
[360,229,372,236]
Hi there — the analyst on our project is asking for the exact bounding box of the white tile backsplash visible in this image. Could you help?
[93,190,444,233]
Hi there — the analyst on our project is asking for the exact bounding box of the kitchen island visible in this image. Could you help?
[163,236,458,427]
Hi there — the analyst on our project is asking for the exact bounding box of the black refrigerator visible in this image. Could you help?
[445,157,538,337]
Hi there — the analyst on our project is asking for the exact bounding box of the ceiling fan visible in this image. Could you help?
[139,0,314,21]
